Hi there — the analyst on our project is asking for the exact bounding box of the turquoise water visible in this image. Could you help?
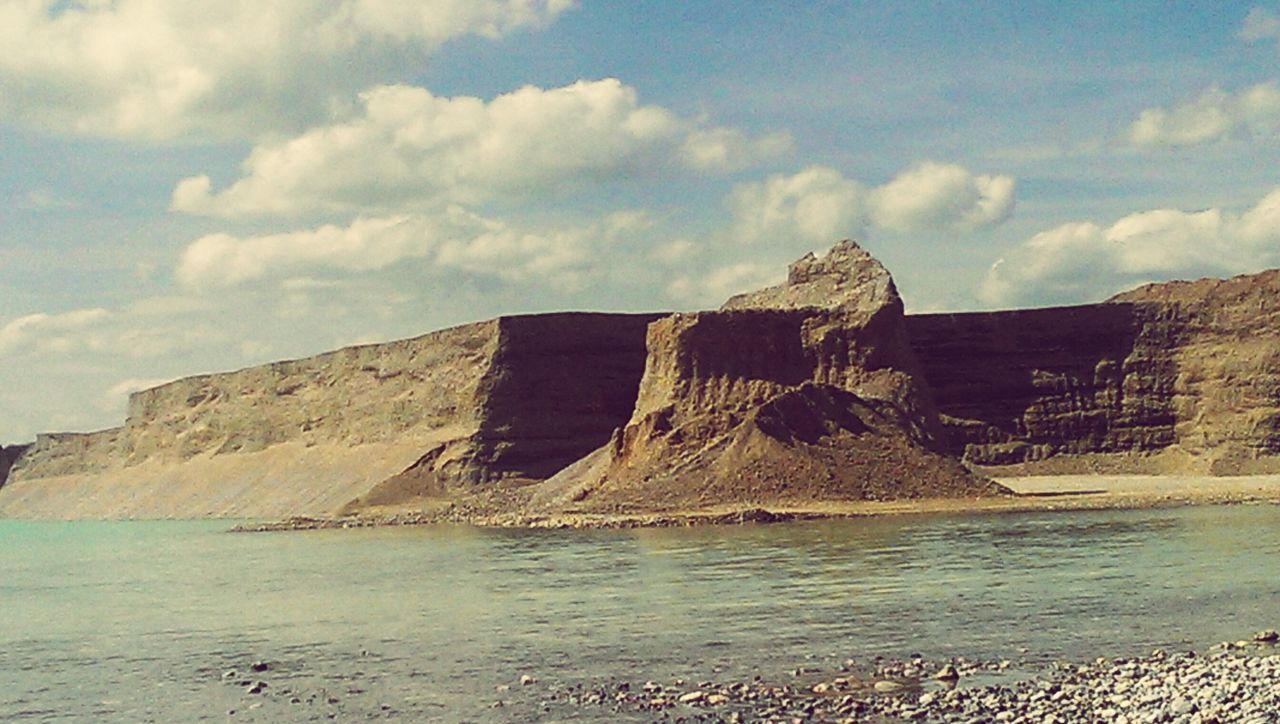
[3,504,1279,721]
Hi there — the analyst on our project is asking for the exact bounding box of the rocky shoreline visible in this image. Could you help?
[216,632,1280,722]
[230,485,1280,533]
[513,634,1280,722]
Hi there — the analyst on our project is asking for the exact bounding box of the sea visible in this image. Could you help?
[3,502,1279,722]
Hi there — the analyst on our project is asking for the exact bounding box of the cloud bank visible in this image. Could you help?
[979,188,1280,307]
[728,162,1015,244]
[0,0,574,140]
[172,79,791,217]
[1127,83,1280,148]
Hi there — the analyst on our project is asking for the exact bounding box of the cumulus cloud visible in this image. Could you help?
[171,79,791,217]
[0,303,237,360]
[727,165,866,244]
[1241,6,1280,42]
[175,207,652,289]
[0,308,111,357]
[868,162,1015,232]
[1127,83,1280,147]
[727,162,1015,244]
[665,262,784,308]
[978,187,1280,307]
[0,0,574,140]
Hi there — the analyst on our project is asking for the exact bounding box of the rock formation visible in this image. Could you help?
[906,269,1280,474]
[0,313,660,518]
[530,241,994,514]
[0,444,28,489]
[27,237,1280,522]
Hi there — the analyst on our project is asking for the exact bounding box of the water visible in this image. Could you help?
[2,504,1279,721]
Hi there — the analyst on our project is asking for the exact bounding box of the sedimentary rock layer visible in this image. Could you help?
[907,269,1280,474]
[0,444,27,489]
[532,241,994,514]
[0,313,660,518]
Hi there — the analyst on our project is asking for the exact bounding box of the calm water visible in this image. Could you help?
[3,504,1279,721]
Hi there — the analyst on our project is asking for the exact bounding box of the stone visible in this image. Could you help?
[678,691,705,703]
[934,665,960,681]
[532,240,996,515]
[873,681,904,693]
[1254,629,1279,643]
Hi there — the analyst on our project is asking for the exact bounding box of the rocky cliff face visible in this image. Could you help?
[907,269,1280,474]
[0,444,29,489]
[0,312,660,518]
[533,241,994,514]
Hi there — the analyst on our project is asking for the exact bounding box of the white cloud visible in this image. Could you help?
[726,162,1015,245]
[0,304,236,360]
[0,0,574,140]
[1241,6,1280,42]
[0,308,111,356]
[727,165,866,244]
[868,161,1015,232]
[175,207,651,289]
[978,187,1280,307]
[1126,83,1280,148]
[172,79,791,217]
[665,262,784,308]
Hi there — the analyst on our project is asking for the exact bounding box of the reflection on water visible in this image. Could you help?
[2,504,1279,720]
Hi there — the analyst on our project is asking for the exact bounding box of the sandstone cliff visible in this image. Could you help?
[0,313,660,518]
[0,444,28,489]
[907,269,1280,474]
[530,241,995,514]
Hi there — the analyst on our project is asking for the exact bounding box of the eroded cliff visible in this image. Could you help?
[530,241,996,514]
[907,269,1280,474]
[0,313,660,518]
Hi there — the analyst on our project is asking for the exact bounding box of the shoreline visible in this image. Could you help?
[495,634,1280,722]
[232,474,1280,532]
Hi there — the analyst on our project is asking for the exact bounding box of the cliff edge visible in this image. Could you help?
[527,240,995,515]
[907,269,1280,475]
[0,313,661,519]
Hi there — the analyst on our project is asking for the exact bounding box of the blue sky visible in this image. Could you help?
[2,1,1279,442]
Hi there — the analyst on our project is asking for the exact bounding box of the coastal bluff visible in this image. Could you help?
[908,269,1280,475]
[528,240,987,515]
[6,239,1280,522]
[0,313,660,518]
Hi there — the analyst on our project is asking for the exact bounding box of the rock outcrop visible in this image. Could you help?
[906,269,1280,474]
[531,241,995,514]
[0,444,28,489]
[0,313,660,518]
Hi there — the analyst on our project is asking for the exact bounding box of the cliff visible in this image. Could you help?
[530,241,995,514]
[0,444,28,489]
[0,313,660,518]
[907,269,1280,474]
[17,238,1280,523]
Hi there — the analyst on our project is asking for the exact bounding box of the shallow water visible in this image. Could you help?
[2,503,1279,721]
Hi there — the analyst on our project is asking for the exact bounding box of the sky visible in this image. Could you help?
[3,1,1280,443]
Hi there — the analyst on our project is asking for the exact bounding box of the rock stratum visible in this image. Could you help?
[0,313,662,519]
[8,239,1279,522]
[907,269,1280,475]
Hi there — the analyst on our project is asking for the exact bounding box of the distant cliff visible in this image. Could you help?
[0,313,660,518]
[0,444,28,489]
[530,241,993,514]
[907,269,1280,474]
[12,239,1280,522]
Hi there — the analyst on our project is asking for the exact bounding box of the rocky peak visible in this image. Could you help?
[721,239,900,314]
